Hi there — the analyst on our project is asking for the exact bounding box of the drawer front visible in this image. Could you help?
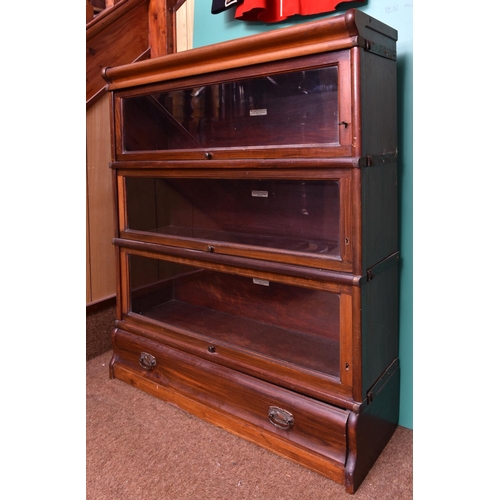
[113,328,349,466]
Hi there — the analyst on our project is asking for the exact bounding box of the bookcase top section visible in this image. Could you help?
[102,8,397,91]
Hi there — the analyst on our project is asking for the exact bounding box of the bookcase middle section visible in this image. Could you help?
[117,173,355,273]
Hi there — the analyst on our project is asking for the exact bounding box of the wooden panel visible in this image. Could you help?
[175,0,194,52]
[361,163,398,271]
[361,260,399,395]
[86,0,150,105]
[148,0,167,58]
[339,293,353,389]
[171,269,341,341]
[87,94,116,302]
[359,50,398,157]
[87,1,94,23]
[86,167,92,303]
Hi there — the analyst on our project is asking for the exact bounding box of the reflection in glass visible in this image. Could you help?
[125,178,340,258]
[129,254,340,377]
[122,66,339,151]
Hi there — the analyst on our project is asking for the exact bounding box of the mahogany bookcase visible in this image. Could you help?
[103,9,399,493]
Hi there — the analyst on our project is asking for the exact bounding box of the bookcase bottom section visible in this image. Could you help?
[110,328,399,493]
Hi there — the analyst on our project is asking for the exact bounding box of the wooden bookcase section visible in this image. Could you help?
[104,9,399,493]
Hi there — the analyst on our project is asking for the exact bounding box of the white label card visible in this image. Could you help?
[253,278,270,286]
[249,109,267,116]
[251,190,268,198]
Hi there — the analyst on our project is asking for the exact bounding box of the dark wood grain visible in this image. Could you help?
[106,9,399,494]
[112,328,349,468]
[103,8,396,91]
[87,0,150,106]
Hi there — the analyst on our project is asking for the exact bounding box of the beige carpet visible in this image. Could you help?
[87,351,413,499]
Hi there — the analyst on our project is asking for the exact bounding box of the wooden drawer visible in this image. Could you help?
[111,328,349,474]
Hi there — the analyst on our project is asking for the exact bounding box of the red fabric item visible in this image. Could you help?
[235,0,360,23]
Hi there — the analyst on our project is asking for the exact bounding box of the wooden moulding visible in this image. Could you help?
[110,157,363,170]
[102,8,397,91]
[86,0,147,36]
[113,237,365,287]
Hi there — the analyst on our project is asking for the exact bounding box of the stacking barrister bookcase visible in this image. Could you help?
[103,8,399,494]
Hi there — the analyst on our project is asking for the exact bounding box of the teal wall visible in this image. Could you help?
[193,0,413,429]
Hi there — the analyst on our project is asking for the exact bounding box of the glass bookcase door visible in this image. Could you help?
[124,177,341,260]
[128,254,341,379]
[121,65,339,152]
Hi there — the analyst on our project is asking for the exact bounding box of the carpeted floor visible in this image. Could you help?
[87,351,413,499]
[86,305,115,361]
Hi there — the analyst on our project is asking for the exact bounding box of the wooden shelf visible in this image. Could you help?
[142,299,340,377]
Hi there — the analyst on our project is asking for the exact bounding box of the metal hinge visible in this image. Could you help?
[366,359,400,406]
[362,38,397,61]
[358,152,398,168]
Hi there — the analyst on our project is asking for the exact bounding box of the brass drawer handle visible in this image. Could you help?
[268,406,294,431]
[139,352,156,370]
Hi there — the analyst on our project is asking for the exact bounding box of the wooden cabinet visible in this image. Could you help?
[104,9,399,493]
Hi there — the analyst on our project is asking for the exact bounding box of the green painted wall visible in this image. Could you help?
[193,0,413,429]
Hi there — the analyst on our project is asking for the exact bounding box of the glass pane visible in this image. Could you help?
[129,254,340,377]
[126,178,340,258]
[122,66,339,151]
